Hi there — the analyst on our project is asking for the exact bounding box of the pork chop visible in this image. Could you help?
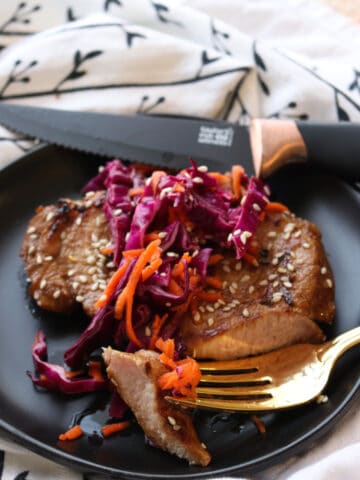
[20,191,115,317]
[180,210,335,360]
[103,347,211,466]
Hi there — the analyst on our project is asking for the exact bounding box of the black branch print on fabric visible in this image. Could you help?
[0,58,37,98]
[210,19,231,55]
[54,49,103,92]
[0,135,36,153]
[0,2,41,35]
[268,101,309,120]
[137,95,165,113]
[229,70,253,124]
[66,7,79,22]
[0,449,4,477]
[334,91,350,121]
[14,471,29,480]
[195,50,222,78]
[150,1,183,27]
[253,42,270,96]
[348,68,360,95]
[104,0,123,11]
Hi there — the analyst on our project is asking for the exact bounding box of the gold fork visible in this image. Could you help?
[167,326,360,412]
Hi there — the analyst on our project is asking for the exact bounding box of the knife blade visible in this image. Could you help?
[0,103,359,180]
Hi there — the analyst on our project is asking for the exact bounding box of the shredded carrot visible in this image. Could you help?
[64,369,84,379]
[250,415,266,435]
[149,313,168,350]
[150,170,166,194]
[144,232,160,244]
[205,275,222,290]
[100,246,114,256]
[58,425,83,441]
[168,278,183,296]
[157,357,201,398]
[95,257,131,309]
[101,421,131,437]
[171,252,192,279]
[232,165,245,200]
[258,211,266,222]
[116,239,161,347]
[243,253,259,267]
[141,257,163,282]
[208,172,229,185]
[88,360,105,381]
[208,253,224,266]
[265,201,289,214]
[247,239,261,256]
[128,187,144,197]
[122,248,144,259]
[155,337,177,369]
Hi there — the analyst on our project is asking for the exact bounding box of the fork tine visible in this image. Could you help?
[197,385,272,397]
[198,357,262,372]
[166,395,278,412]
[200,373,272,384]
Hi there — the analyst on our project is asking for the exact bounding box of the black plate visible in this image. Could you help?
[0,145,359,479]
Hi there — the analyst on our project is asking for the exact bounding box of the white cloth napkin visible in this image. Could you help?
[0,0,359,479]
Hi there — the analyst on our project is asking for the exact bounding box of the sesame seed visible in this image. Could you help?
[44,255,53,262]
[28,245,35,255]
[194,311,201,322]
[27,226,36,234]
[173,424,181,431]
[231,282,238,290]
[40,279,47,289]
[227,233,233,242]
[85,191,95,198]
[158,231,167,239]
[303,242,310,249]
[326,278,333,288]
[240,231,252,245]
[193,176,204,184]
[34,290,40,300]
[199,306,205,313]
[240,195,247,205]
[280,276,289,282]
[295,258,304,265]
[235,261,242,271]
[272,292,283,303]
[284,281,293,288]
[241,274,250,283]
[46,212,54,222]
[316,394,328,404]
[84,200,92,208]
[207,317,214,326]
[214,302,220,309]
[60,231,66,240]
[264,185,271,196]
[206,305,215,313]
[145,326,151,337]
[277,267,287,274]
[106,261,115,269]
[268,274,277,281]
[233,229,241,236]
[222,306,231,312]
[201,442,207,449]
[253,203,261,211]
[287,263,295,272]
[192,249,199,258]
[125,232,130,242]
[76,295,84,302]
[165,302,172,307]
[53,289,61,299]
[167,416,176,426]
[321,267,327,275]
[90,283,99,291]
[259,279,268,286]
[272,281,279,288]
[229,286,236,294]
[36,254,42,264]
[78,275,88,283]
[249,285,255,294]
[30,233,38,240]
[222,265,231,273]
[242,308,249,317]
[86,255,96,265]
[166,251,179,258]
[91,233,98,242]
[72,282,79,290]
[272,258,279,266]
[114,208,123,216]
[75,216,82,226]
[98,165,104,172]
[283,232,291,240]
[218,299,226,306]
[284,223,295,233]
[275,252,285,258]
[198,165,208,172]
[160,272,167,278]
[267,231,277,238]
[294,230,302,238]
[233,299,240,305]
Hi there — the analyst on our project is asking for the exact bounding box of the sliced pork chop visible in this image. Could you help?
[103,347,211,467]
[180,210,335,360]
[20,191,115,317]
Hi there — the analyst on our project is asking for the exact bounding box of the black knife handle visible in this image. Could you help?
[297,122,360,181]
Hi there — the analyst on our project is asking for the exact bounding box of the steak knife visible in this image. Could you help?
[0,102,359,180]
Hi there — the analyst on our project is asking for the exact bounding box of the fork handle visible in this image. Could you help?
[322,326,360,363]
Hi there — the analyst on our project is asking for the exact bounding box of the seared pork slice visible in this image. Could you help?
[180,210,335,360]
[103,347,211,467]
[20,192,115,317]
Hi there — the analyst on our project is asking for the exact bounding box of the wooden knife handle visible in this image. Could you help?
[250,119,360,181]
